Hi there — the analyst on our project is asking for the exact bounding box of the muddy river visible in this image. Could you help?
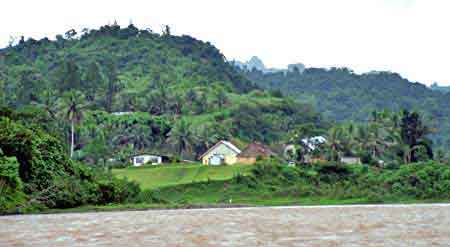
[1,204,450,246]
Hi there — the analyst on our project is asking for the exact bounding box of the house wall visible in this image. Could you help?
[202,144,239,165]
[304,156,328,164]
[237,157,257,165]
[340,157,361,165]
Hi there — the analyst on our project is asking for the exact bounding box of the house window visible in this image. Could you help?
[135,157,145,164]
[210,154,225,165]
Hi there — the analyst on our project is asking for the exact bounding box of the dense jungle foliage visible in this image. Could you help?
[0,110,141,214]
[243,68,450,149]
[0,24,325,163]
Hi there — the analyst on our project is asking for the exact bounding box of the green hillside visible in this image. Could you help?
[0,24,325,163]
[243,68,450,148]
[112,164,253,190]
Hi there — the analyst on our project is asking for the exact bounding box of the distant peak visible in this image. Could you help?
[234,56,305,74]
[247,56,266,71]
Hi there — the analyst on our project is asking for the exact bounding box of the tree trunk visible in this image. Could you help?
[70,119,75,158]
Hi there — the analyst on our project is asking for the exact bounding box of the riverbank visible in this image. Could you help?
[35,198,450,215]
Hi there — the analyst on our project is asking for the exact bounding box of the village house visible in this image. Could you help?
[340,156,362,165]
[111,112,133,116]
[130,154,163,167]
[304,155,328,164]
[301,136,326,152]
[284,136,327,164]
[237,142,276,164]
[200,141,241,165]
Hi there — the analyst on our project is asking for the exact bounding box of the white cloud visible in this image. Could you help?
[0,0,449,85]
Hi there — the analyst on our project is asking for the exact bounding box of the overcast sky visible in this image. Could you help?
[1,0,449,85]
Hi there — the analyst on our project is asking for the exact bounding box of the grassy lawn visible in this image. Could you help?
[112,164,254,190]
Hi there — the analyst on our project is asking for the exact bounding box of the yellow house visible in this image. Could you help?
[199,141,241,165]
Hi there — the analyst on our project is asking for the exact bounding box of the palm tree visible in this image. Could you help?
[61,91,87,158]
[128,124,153,151]
[33,90,60,120]
[197,124,220,151]
[366,123,390,158]
[390,132,423,164]
[324,126,347,161]
[167,119,197,157]
[400,110,434,162]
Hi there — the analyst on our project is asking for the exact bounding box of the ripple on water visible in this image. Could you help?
[1,205,450,246]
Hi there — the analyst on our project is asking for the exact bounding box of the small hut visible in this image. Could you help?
[237,142,276,164]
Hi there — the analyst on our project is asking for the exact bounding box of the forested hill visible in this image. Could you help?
[0,24,255,109]
[243,68,450,148]
[0,24,324,162]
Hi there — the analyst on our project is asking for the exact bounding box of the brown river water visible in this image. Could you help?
[1,204,450,246]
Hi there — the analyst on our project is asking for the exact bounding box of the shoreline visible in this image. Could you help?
[4,201,450,217]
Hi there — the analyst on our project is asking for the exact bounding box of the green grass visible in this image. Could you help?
[112,164,254,190]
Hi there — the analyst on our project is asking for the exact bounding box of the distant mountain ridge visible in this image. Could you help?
[240,58,450,148]
[430,82,450,93]
[233,56,305,74]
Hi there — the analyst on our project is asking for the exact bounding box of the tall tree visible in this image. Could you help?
[34,90,59,120]
[56,59,82,92]
[64,29,77,40]
[83,129,110,166]
[84,62,103,102]
[324,126,349,161]
[104,59,119,112]
[61,91,86,158]
[400,110,433,162]
[167,119,196,157]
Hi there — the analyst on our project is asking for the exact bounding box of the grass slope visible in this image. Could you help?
[112,164,254,190]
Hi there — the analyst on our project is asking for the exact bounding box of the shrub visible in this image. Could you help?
[41,176,100,209]
[281,166,298,181]
[0,150,27,213]
[97,177,141,204]
[0,117,142,213]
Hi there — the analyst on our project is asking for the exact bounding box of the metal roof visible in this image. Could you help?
[199,140,241,159]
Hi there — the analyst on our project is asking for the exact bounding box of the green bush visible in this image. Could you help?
[0,149,27,213]
[0,117,142,213]
[157,160,450,205]
[42,176,100,209]
[97,177,141,204]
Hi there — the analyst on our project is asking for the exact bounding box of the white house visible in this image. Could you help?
[131,154,163,167]
[199,141,241,165]
[112,112,133,116]
[301,136,326,152]
[340,156,362,165]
